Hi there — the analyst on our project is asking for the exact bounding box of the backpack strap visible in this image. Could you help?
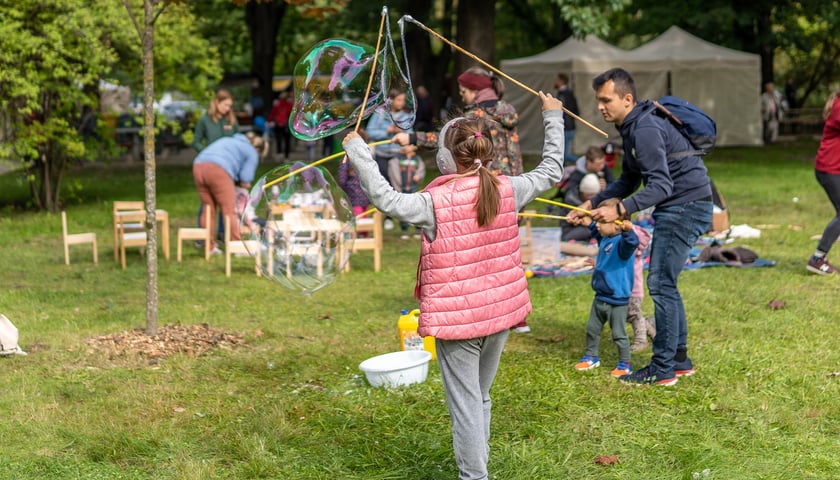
[651,100,705,159]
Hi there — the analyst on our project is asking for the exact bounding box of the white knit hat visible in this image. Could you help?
[580,173,601,195]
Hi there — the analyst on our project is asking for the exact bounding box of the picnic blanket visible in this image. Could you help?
[525,228,776,278]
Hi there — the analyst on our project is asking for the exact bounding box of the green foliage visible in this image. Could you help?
[0,139,839,478]
[772,0,840,106]
[0,0,221,212]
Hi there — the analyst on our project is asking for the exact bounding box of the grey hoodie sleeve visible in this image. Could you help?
[509,109,565,209]
[344,139,437,234]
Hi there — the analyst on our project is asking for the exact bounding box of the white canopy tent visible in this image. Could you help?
[500,27,762,155]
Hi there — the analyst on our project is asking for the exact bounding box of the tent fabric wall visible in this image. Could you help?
[500,36,632,157]
[500,27,762,155]
[626,26,762,149]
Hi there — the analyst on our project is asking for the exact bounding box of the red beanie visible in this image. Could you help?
[457,72,492,91]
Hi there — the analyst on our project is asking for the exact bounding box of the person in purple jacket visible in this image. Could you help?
[567,67,712,386]
[343,92,565,480]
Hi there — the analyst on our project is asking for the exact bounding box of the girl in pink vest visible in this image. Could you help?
[343,92,566,480]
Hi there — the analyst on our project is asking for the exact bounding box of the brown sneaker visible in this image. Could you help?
[807,256,838,275]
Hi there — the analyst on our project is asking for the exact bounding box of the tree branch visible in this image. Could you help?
[152,0,169,26]
[121,0,143,42]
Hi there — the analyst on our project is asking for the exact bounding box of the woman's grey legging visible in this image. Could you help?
[815,169,840,254]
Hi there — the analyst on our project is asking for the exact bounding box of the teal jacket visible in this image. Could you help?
[192,114,239,152]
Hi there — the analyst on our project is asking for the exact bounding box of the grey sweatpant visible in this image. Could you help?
[584,300,631,363]
[436,329,510,480]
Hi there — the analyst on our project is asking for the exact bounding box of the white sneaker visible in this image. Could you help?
[210,247,223,256]
[384,219,395,230]
[400,234,410,240]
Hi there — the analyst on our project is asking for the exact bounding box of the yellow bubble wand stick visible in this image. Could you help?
[518,212,567,221]
[533,197,623,226]
[262,140,392,190]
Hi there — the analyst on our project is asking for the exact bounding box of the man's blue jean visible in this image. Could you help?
[564,129,577,164]
[648,200,712,377]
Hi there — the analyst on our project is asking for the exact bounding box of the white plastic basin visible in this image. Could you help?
[359,350,432,388]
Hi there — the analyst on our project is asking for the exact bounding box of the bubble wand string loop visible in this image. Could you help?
[401,15,608,138]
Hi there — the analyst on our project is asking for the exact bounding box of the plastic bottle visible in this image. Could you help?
[397,309,436,359]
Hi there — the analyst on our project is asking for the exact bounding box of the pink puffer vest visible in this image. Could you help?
[416,174,531,340]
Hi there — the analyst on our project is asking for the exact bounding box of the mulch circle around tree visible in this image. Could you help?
[85,323,247,363]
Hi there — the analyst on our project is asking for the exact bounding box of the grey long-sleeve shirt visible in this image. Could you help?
[343,109,565,242]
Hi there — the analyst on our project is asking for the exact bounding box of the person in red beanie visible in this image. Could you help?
[455,67,523,177]
[398,67,524,178]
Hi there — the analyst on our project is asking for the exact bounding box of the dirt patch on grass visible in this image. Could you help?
[85,323,246,363]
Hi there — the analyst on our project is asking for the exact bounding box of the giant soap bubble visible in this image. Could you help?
[289,13,415,141]
[242,162,357,295]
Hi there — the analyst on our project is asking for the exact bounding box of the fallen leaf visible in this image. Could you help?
[768,300,786,310]
[594,455,619,466]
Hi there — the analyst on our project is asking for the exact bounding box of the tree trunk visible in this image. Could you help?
[142,0,159,336]
[245,1,287,115]
[455,0,495,109]
[757,11,774,86]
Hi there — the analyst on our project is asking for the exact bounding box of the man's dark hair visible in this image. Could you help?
[592,68,637,101]
[557,73,569,84]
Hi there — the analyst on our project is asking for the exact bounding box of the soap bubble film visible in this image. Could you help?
[289,13,415,140]
[289,39,383,141]
[242,162,357,295]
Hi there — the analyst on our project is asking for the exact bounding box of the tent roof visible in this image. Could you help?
[629,26,759,63]
[501,35,627,66]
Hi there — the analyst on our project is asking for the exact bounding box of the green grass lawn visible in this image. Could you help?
[1,138,839,479]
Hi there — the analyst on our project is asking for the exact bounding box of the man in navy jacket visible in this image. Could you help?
[568,68,712,386]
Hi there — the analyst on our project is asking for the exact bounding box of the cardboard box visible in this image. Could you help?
[712,209,729,233]
[710,185,729,233]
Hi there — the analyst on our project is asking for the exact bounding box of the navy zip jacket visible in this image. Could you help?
[590,223,639,306]
[590,100,712,213]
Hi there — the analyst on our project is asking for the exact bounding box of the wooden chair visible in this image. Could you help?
[112,201,145,263]
[61,211,98,265]
[345,209,383,272]
[520,209,535,265]
[224,215,261,277]
[117,210,147,269]
[177,204,212,261]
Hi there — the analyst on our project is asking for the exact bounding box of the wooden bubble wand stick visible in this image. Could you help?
[353,7,387,133]
[401,15,608,138]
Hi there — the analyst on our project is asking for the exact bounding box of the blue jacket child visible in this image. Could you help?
[574,212,640,377]
[589,218,639,304]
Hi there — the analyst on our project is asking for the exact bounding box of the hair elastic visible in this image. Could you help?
[473,132,483,138]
